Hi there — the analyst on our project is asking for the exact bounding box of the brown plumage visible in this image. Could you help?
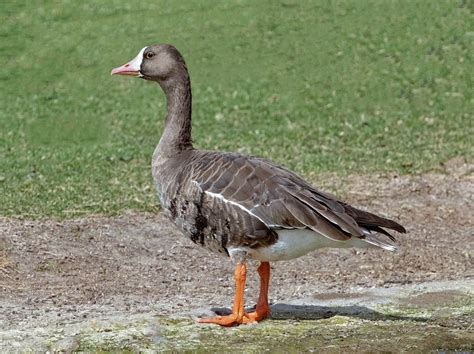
[112,44,406,326]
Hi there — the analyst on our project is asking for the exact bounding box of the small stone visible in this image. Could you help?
[51,337,79,352]
[141,326,157,337]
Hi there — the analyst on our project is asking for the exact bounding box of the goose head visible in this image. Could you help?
[111,44,188,84]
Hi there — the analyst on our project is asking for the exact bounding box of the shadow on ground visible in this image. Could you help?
[212,304,429,322]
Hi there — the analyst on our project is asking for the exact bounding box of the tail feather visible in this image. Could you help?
[361,224,397,242]
[361,228,399,252]
[342,203,407,234]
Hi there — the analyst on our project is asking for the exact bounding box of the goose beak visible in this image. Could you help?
[111,47,146,77]
[111,64,140,76]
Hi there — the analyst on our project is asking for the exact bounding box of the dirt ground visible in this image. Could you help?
[0,159,472,351]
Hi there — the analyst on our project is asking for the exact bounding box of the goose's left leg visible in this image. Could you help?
[245,261,271,322]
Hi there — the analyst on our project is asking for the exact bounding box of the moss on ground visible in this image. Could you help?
[47,292,473,352]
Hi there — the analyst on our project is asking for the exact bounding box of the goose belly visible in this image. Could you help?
[242,229,373,262]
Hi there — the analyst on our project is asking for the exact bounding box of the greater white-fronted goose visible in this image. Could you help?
[111,44,406,327]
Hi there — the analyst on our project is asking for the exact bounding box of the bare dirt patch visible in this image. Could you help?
[400,290,467,307]
[0,161,472,350]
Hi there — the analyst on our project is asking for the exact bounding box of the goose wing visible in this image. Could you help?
[192,152,405,249]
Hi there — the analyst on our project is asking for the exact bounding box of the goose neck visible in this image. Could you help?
[157,77,193,154]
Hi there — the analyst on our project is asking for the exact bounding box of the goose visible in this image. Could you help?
[111,44,406,327]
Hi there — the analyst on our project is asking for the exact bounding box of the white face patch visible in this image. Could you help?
[126,47,147,74]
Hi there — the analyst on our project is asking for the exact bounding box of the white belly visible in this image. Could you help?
[230,229,375,262]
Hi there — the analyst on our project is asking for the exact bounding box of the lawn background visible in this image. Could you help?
[1,0,472,218]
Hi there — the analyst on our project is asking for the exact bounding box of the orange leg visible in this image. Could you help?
[197,262,272,327]
[245,261,271,322]
[197,263,247,327]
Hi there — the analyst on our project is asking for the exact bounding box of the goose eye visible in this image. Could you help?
[145,52,155,59]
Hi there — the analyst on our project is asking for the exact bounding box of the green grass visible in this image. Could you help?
[1,0,472,218]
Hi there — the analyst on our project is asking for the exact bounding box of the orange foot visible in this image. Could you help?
[197,313,255,327]
[197,306,271,327]
[244,307,271,322]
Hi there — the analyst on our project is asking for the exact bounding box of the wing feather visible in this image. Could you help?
[192,152,405,248]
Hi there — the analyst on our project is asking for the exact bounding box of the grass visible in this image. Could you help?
[0,0,472,218]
